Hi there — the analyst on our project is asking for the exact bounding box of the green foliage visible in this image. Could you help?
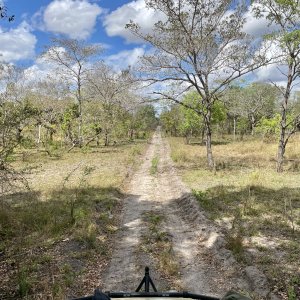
[256,113,297,138]
[161,91,227,140]
[61,103,79,136]
[179,92,204,138]
[287,275,300,300]
[160,105,182,136]
[212,101,227,124]
[256,114,281,137]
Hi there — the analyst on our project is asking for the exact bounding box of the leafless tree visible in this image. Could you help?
[253,0,300,172]
[127,0,272,169]
[42,38,102,147]
[87,63,138,145]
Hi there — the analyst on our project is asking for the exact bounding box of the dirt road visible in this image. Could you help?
[102,129,249,298]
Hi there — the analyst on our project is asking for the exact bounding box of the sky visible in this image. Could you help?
[0,0,163,70]
[0,0,291,88]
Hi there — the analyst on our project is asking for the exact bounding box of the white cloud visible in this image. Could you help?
[103,0,165,43]
[43,0,102,39]
[24,56,58,83]
[106,47,145,70]
[243,4,279,38]
[0,22,37,62]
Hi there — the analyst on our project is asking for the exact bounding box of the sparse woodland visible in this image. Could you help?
[0,0,300,299]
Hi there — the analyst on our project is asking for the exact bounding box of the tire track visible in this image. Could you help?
[102,129,249,298]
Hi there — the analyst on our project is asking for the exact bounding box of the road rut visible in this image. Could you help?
[102,129,248,298]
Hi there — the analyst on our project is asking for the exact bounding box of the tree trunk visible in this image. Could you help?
[201,128,205,145]
[185,134,189,144]
[129,129,134,140]
[16,127,22,143]
[250,115,255,136]
[277,63,293,173]
[277,136,286,172]
[37,124,42,145]
[78,100,83,148]
[204,109,214,170]
[77,75,83,148]
[104,131,109,146]
[233,116,236,140]
[49,129,54,142]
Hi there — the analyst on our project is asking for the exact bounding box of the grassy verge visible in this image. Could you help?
[0,141,147,299]
[168,136,300,300]
[140,211,181,289]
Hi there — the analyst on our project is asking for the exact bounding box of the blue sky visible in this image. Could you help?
[0,0,290,87]
[0,0,155,69]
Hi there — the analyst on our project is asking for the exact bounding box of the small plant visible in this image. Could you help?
[287,275,300,300]
[62,264,76,287]
[150,156,159,175]
[17,268,31,297]
[61,164,95,223]
[225,210,245,261]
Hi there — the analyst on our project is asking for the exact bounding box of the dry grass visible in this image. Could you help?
[168,135,300,300]
[0,141,148,299]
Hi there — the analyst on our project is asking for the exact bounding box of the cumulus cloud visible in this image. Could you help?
[103,0,165,43]
[105,47,145,70]
[0,22,37,62]
[24,56,58,83]
[243,4,279,38]
[43,0,102,39]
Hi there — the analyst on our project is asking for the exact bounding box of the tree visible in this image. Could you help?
[134,104,158,138]
[127,0,271,169]
[42,38,102,147]
[222,86,244,139]
[30,78,70,149]
[179,92,205,144]
[160,105,182,137]
[253,0,300,172]
[87,63,137,146]
[243,82,278,135]
[0,92,37,194]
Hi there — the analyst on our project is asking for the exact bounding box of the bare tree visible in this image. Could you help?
[31,78,70,148]
[253,0,300,172]
[42,38,102,147]
[127,0,271,169]
[87,63,138,146]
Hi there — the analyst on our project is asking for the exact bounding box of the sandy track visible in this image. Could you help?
[102,129,248,297]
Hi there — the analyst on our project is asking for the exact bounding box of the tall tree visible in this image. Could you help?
[243,82,278,135]
[127,0,271,169]
[253,0,300,172]
[87,63,137,146]
[42,38,102,147]
[222,86,244,139]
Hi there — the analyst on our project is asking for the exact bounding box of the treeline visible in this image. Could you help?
[0,39,158,193]
[160,83,300,143]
